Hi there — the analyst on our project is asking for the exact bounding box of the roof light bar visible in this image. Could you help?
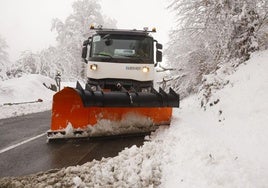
[89,24,157,33]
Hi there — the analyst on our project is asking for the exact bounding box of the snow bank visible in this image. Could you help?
[0,74,55,119]
[0,75,84,119]
[161,50,268,187]
[1,50,268,187]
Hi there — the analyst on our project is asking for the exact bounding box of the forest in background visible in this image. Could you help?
[0,0,116,81]
[165,0,268,101]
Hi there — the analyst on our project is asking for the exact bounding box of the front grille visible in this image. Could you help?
[87,78,153,91]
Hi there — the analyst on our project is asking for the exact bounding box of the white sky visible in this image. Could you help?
[0,0,175,61]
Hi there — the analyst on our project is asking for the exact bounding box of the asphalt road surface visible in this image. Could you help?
[0,111,145,177]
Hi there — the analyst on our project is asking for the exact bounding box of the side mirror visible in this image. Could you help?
[82,38,91,62]
[83,39,90,46]
[156,50,162,63]
[156,43,163,50]
[82,46,88,59]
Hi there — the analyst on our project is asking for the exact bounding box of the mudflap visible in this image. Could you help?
[48,85,179,140]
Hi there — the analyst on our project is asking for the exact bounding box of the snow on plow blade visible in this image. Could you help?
[48,83,180,139]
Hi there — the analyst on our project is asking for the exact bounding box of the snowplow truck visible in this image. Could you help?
[48,26,180,139]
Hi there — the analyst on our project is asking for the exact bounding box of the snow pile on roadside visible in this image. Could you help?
[0,74,55,119]
[161,50,268,187]
[1,50,268,187]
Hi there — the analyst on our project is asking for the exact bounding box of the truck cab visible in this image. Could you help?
[82,26,162,92]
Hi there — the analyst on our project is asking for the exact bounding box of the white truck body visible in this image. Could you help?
[86,61,154,81]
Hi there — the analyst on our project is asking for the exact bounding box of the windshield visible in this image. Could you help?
[90,34,154,63]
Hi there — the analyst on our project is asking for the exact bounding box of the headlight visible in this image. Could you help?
[142,66,149,73]
[90,64,98,71]
[141,87,151,93]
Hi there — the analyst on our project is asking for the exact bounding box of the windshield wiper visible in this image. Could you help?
[94,53,113,59]
[102,34,110,39]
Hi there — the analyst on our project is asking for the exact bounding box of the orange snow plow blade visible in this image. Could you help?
[48,84,179,139]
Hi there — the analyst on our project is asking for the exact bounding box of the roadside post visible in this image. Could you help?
[55,72,61,91]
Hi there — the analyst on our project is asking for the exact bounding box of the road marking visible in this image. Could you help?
[0,133,46,154]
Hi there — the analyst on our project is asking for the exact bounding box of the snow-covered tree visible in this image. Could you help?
[15,51,40,75]
[12,0,116,80]
[12,47,59,78]
[50,0,116,80]
[0,35,9,80]
[166,0,268,98]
